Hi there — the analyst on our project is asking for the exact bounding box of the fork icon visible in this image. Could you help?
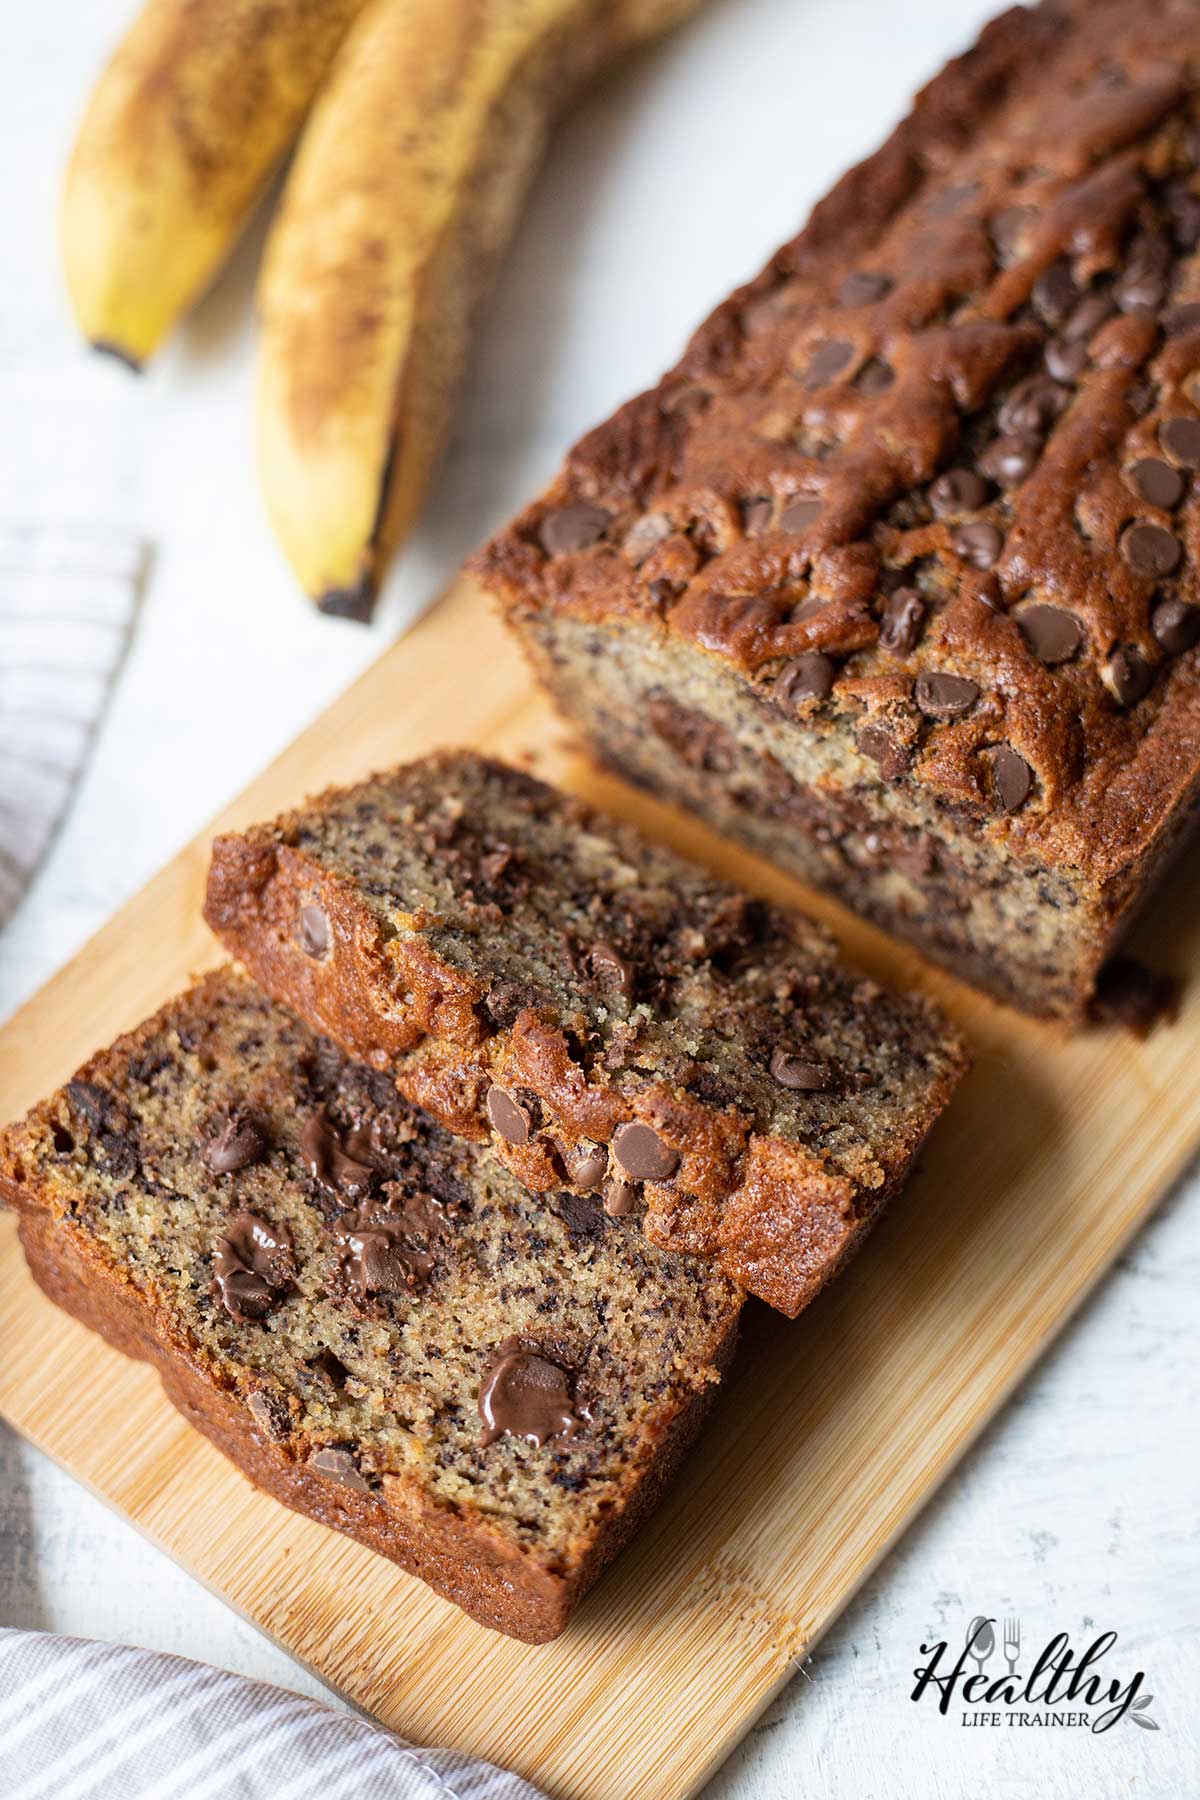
[1003,1616,1021,1676]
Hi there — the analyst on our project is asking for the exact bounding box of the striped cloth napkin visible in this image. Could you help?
[0,524,143,928]
[0,1630,547,1800]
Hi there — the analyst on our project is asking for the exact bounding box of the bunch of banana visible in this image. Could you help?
[62,0,706,617]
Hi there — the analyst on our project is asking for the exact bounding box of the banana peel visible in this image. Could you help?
[257,0,705,620]
[62,0,369,368]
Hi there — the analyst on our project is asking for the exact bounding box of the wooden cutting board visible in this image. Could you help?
[1,576,1196,1800]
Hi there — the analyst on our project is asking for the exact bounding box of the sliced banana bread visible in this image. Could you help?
[0,968,741,1642]
[204,750,966,1315]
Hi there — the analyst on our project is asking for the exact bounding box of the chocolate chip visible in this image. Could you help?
[803,338,854,389]
[1113,236,1170,314]
[337,1211,434,1296]
[1162,301,1200,338]
[1127,382,1156,419]
[539,502,611,556]
[1018,603,1084,665]
[623,512,672,564]
[296,905,330,959]
[998,376,1068,438]
[559,1141,608,1191]
[611,1121,679,1182]
[840,271,893,306]
[990,206,1032,259]
[1160,416,1200,467]
[915,672,980,720]
[1105,647,1153,707]
[929,469,987,515]
[1090,957,1178,1038]
[1044,337,1088,382]
[1127,458,1185,509]
[1063,290,1116,340]
[991,744,1033,813]
[1032,258,1078,326]
[1151,596,1200,655]
[588,940,634,998]
[212,1212,293,1324]
[858,721,910,778]
[779,496,822,532]
[202,1112,267,1175]
[602,1177,639,1217]
[979,435,1040,487]
[774,652,835,708]
[951,522,1004,569]
[478,1341,589,1448]
[741,497,774,536]
[929,182,977,216]
[247,1390,291,1443]
[1120,522,1181,577]
[486,1086,532,1146]
[878,587,925,655]
[300,1108,375,1196]
[308,1446,370,1492]
[769,1047,831,1091]
[856,358,895,395]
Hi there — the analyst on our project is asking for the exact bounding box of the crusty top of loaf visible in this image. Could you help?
[478,1,1200,890]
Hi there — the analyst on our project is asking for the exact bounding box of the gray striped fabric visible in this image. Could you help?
[0,1630,546,1799]
[0,524,142,927]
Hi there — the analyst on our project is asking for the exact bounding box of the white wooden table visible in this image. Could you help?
[2,2,1196,1794]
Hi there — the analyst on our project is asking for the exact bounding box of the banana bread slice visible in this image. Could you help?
[475,0,1200,1021]
[0,968,741,1642]
[204,751,966,1316]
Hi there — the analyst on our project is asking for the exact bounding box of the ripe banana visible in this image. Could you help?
[257,0,706,620]
[62,0,370,368]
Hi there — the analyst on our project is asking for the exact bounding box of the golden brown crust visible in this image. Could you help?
[476,1,1200,901]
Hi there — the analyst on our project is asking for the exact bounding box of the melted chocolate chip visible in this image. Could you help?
[588,940,635,999]
[1151,597,1200,655]
[602,1176,639,1217]
[201,1111,267,1175]
[1090,957,1178,1038]
[337,1211,435,1296]
[979,435,1039,487]
[803,338,854,389]
[929,469,987,515]
[1044,337,1088,382]
[1160,416,1200,467]
[1105,647,1153,707]
[769,1047,831,1091]
[915,673,980,720]
[951,522,1004,569]
[300,1108,374,1196]
[779,496,822,532]
[1018,603,1084,665]
[774,652,835,708]
[998,376,1068,438]
[212,1212,293,1323]
[1120,522,1181,578]
[486,1086,532,1146]
[296,905,330,959]
[991,744,1033,813]
[539,501,611,556]
[878,587,925,656]
[478,1340,589,1448]
[856,358,895,395]
[611,1121,679,1182]
[1127,458,1185,509]
[308,1446,369,1492]
[1031,257,1078,326]
[840,270,893,306]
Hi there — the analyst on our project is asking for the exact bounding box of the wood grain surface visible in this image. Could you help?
[0,577,1195,1800]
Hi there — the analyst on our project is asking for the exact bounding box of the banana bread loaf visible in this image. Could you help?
[475,0,1200,1021]
[0,968,742,1642]
[204,751,966,1316]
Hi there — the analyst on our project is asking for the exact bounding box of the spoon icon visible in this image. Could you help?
[966,1615,995,1677]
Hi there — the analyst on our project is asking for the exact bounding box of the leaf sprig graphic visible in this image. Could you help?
[1130,1694,1159,1731]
